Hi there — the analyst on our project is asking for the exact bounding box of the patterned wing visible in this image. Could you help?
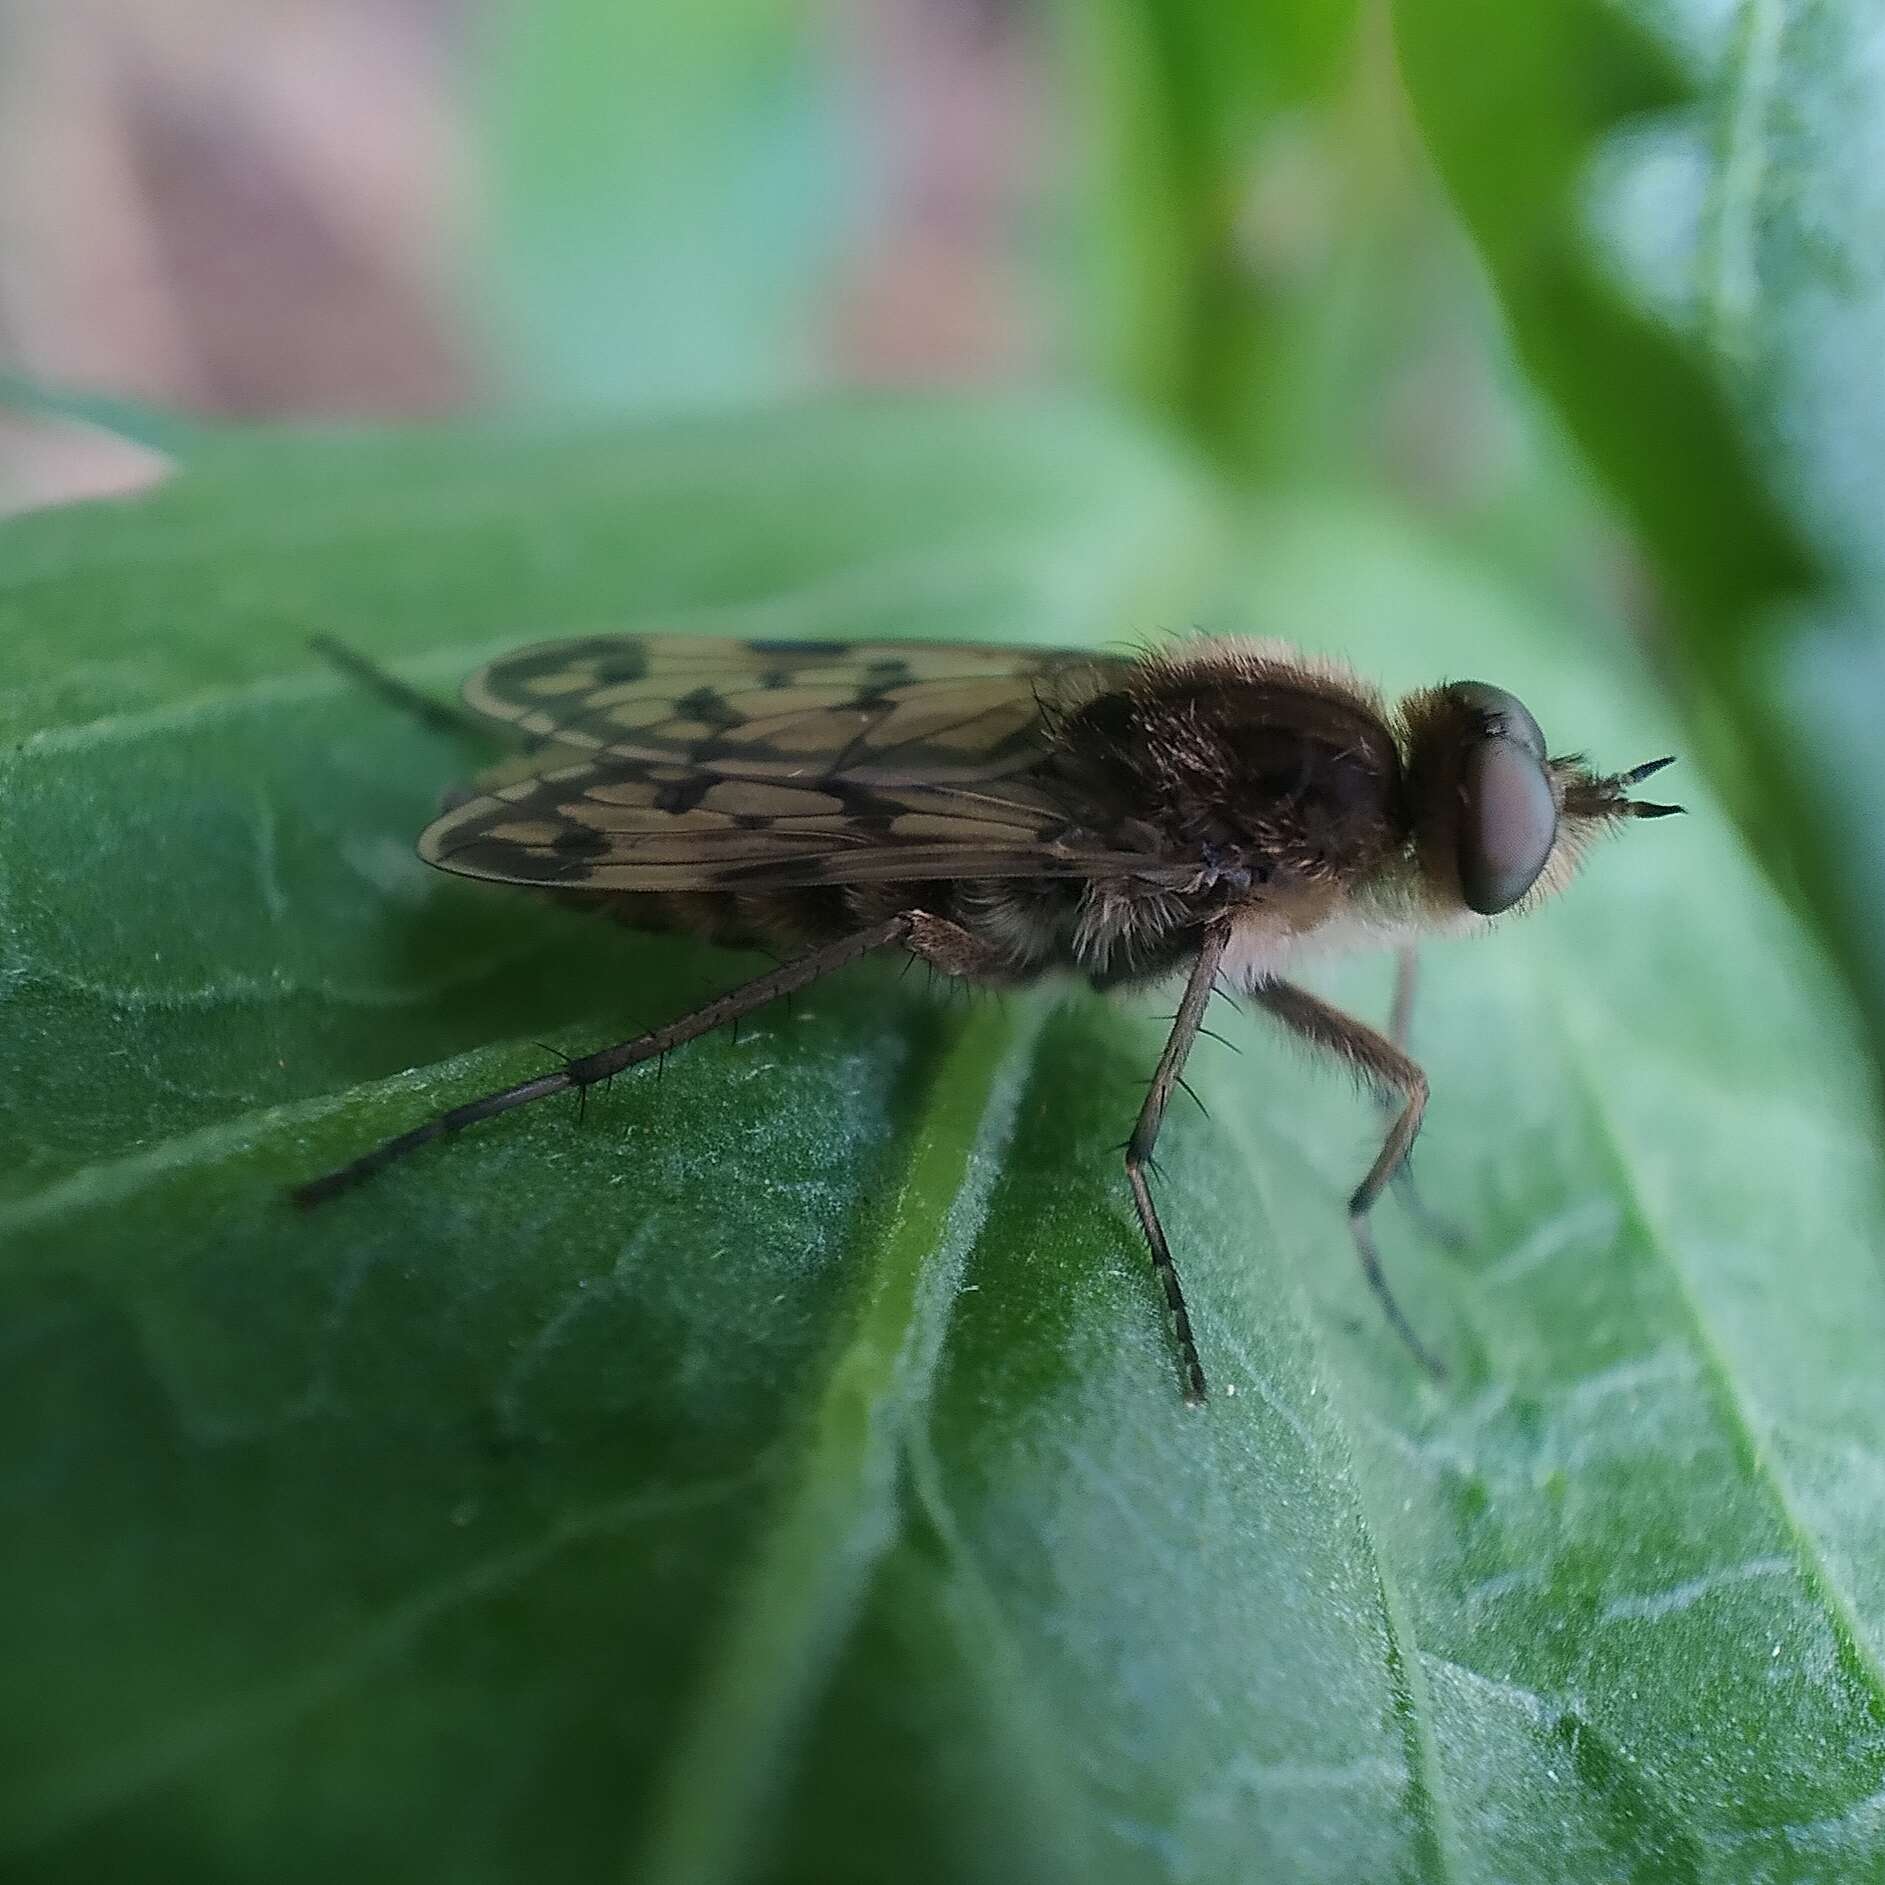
[455,633,1116,784]
[420,634,1161,892]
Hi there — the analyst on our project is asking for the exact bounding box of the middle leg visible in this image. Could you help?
[1250,976,1446,1378]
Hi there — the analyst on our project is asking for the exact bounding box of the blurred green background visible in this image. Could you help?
[6,2,1885,1881]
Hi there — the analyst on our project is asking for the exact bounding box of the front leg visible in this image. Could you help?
[1250,977,1446,1378]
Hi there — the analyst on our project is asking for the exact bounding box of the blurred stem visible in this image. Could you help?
[1047,0,1411,484]
[1044,0,1191,439]
[1053,0,1301,476]
[1119,4,1254,470]
[1232,5,1430,485]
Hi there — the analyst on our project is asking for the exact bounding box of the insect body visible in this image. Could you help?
[296,633,1681,1401]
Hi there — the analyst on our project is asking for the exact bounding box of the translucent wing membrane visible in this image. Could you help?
[460,634,1115,783]
[421,634,1157,891]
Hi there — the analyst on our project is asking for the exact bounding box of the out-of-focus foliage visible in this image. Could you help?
[479,0,861,410]
[1398,0,1885,1081]
[1044,0,1361,455]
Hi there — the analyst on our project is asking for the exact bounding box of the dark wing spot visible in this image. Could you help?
[494,648,587,685]
[653,775,714,814]
[813,803,897,836]
[851,658,915,706]
[553,825,611,857]
[672,686,743,733]
[753,639,845,656]
[592,647,649,684]
[835,783,906,822]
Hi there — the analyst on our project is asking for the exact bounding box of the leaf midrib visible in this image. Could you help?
[628,993,1049,1885]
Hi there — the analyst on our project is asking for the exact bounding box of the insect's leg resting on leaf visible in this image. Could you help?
[1125,918,1234,1407]
[1249,978,1447,1380]
[292,912,934,1208]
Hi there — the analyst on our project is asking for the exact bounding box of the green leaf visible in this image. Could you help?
[1393,0,1885,1094]
[5,399,1882,1881]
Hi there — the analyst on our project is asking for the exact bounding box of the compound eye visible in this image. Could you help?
[1459,735,1557,914]
[1447,682,1547,761]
